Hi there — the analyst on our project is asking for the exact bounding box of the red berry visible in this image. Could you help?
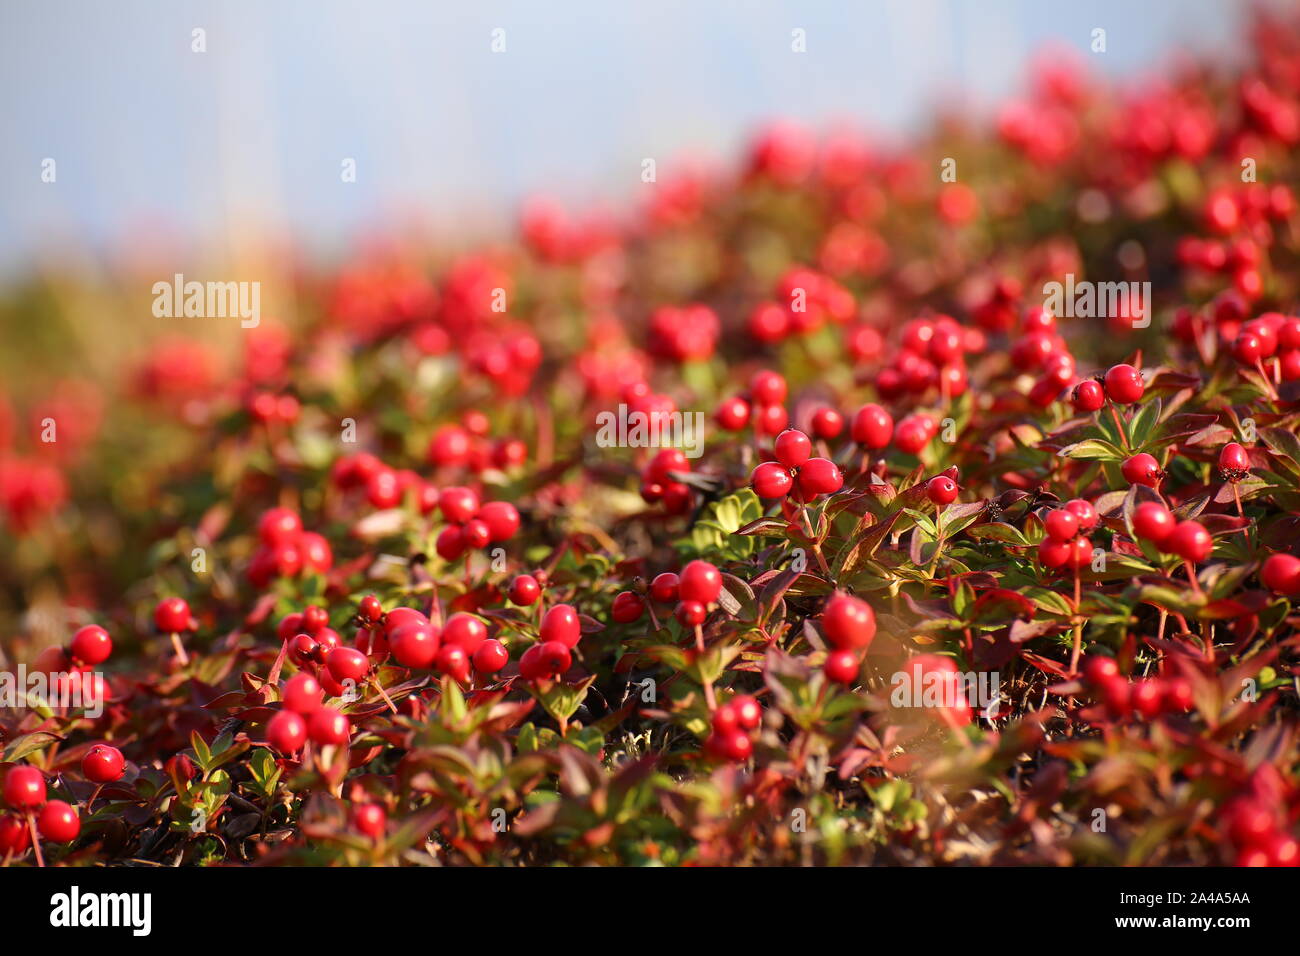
[1072,379,1105,412]
[774,429,811,468]
[732,695,762,729]
[752,404,788,436]
[1132,501,1175,545]
[1121,453,1161,486]
[679,560,722,604]
[1226,798,1275,848]
[1167,520,1212,563]
[325,647,369,684]
[1232,331,1264,364]
[69,625,112,666]
[461,518,491,549]
[282,673,323,714]
[1131,680,1163,719]
[299,532,333,573]
[472,638,509,674]
[675,600,706,626]
[1218,442,1250,477]
[824,649,861,684]
[611,591,645,623]
[509,574,541,606]
[1043,509,1078,542]
[797,457,843,496]
[1261,553,1300,594]
[650,572,680,603]
[926,475,959,506]
[820,593,876,650]
[442,613,488,654]
[0,815,29,856]
[711,703,740,734]
[539,604,581,648]
[82,744,125,783]
[300,604,328,634]
[154,597,193,634]
[435,644,472,681]
[709,730,753,762]
[3,766,44,810]
[750,370,787,406]
[352,803,386,840]
[267,709,308,753]
[535,640,572,677]
[715,396,751,431]
[1037,537,1071,569]
[810,407,844,440]
[1162,678,1194,712]
[477,501,521,541]
[37,801,80,843]
[1063,498,1098,530]
[389,622,440,669]
[1103,363,1145,404]
[850,403,893,448]
[894,416,930,455]
[307,707,350,746]
[439,486,480,524]
[1082,655,1119,685]
[751,461,793,499]
[435,524,466,561]
[258,507,302,546]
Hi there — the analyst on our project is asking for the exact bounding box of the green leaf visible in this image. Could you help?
[1059,438,1126,462]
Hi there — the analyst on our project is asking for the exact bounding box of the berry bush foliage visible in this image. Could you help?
[7,14,1300,869]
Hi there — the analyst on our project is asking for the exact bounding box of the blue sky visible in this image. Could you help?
[0,0,1245,277]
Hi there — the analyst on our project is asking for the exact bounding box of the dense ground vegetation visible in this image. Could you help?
[4,12,1300,866]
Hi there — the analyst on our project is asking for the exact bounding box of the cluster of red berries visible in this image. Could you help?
[1081,656,1193,721]
[714,370,791,438]
[639,447,694,514]
[1222,789,1300,867]
[247,507,334,588]
[267,670,352,753]
[247,390,300,426]
[1036,499,1099,569]
[705,694,762,761]
[1229,311,1300,381]
[751,428,843,500]
[745,266,856,344]
[1071,361,1145,413]
[819,593,876,684]
[333,451,441,513]
[434,493,521,561]
[0,766,80,855]
[872,315,983,401]
[648,303,720,361]
[427,417,528,473]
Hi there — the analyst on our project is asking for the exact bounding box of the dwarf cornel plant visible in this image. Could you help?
[4,10,1300,867]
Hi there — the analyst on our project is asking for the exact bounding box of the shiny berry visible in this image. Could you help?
[69,625,112,666]
[352,803,386,840]
[774,429,812,468]
[810,407,844,440]
[1166,520,1212,563]
[1121,453,1161,486]
[798,457,843,496]
[820,593,876,650]
[1103,363,1145,404]
[1133,502,1175,545]
[750,370,787,406]
[282,673,323,714]
[267,710,308,753]
[153,597,193,634]
[751,461,793,499]
[443,614,488,654]
[649,572,680,603]
[509,574,541,606]
[325,647,369,684]
[307,707,350,746]
[37,801,80,843]
[926,475,958,506]
[3,766,45,809]
[472,638,509,674]
[675,601,706,627]
[1072,379,1105,412]
[82,745,125,783]
[824,649,861,684]
[611,591,645,623]
[850,403,893,448]
[539,604,581,648]
[1043,509,1078,542]
[679,560,723,604]
[1261,553,1300,594]
[1064,498,1098,530]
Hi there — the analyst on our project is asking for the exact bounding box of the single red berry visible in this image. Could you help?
[1063,498,1097,530]
[711,703,740,734]
[752,404,788,435]
[477,501,521,542]
[539,604,581,648]
[1043,509,1079,542]
[820,593,876,650]
[1067,536,1093,569]
[893,416,931,455]
[679,560,723,604]
[0,815,29,856]
[472,638,509,674]
[1218,442,1250,479]
[850,403,893,448]
[258,507,302,546]
[1099,676,1131,718]
[824,649,861,684]
[1131,680,1163,719]
[69,625,112,666]
[509,574,541,606]
[774,429,812,468]
[797,457,843,496]
[267,709,308,753]
[282,673,324,714]
[153,597,193,634]
[1226,798,1275,848]
[1166,520,1212,563]
[326,647,369,685]
[389,622,440,669]
[1037,537,1071,569]
[1071,379,1105,412]
[709,730,753,762]
[714,396,751,431]
[435,524,466,561]
[435,644,472,681]
[443,614,488,654]
[1103,363,1145,404]
[1231,331,1264,364]
[1121,453,1162,487]
[926,475,959,506]
[307,707,350,746]
[675,600,706,627]
[3,767,45,810]
[439,486,480,524]
[535,640,572,677]
[301,604,328,634]
[82,745,125,783]
[1261,553,1300,594]
[461,518,491,549]
[611,591,645,623]
[732,694,762,729]
[37,801,80,843]
[352,803,386,841]
[1132,501,1176,545]
[650,572,680,603]
[1162,678,1194,713]
[358,594,383,623]
[750,370,787,406]
[751,461,793,499]
[1082,655,1119,685]
[810,407,844,440]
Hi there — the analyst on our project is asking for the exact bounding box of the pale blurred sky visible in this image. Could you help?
[0,0,1247,278]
